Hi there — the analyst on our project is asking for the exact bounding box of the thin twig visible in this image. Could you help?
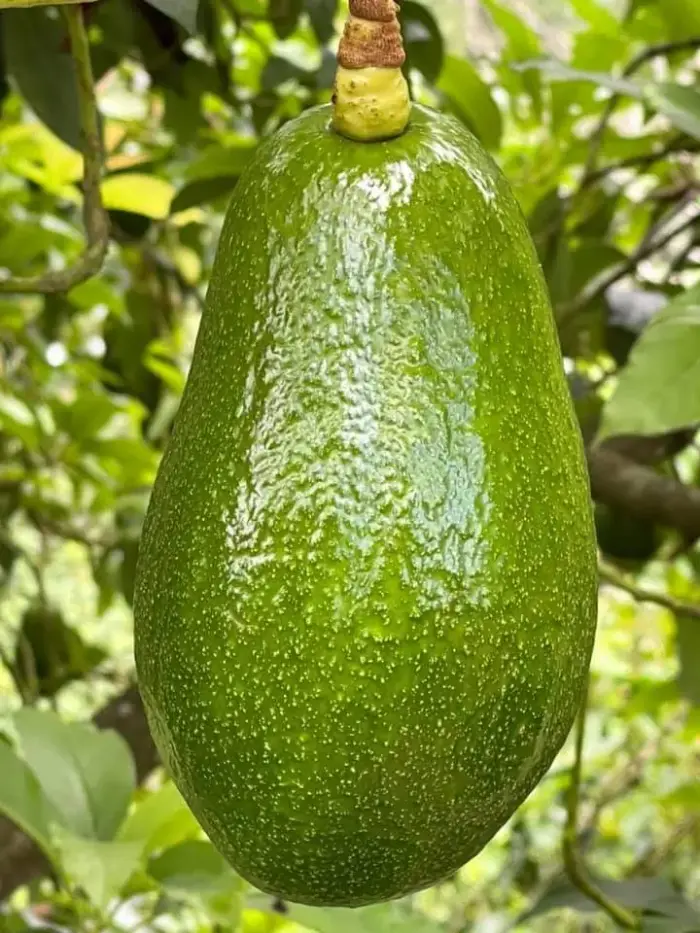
[562,682,641,930]
[557,205,699,323]
[0,6,109,295]
[580,37,700,187]
[586,137,700,185]
[599,559,700,620]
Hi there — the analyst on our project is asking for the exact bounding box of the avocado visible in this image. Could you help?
[134,104,598,907]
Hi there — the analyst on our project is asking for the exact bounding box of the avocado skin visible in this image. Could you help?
[134,104,598,907]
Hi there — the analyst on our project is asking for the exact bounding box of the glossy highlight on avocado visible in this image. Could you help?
[134,104,598,908]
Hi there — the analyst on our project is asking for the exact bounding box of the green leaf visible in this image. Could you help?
[437,56,502,150]
[118,781,200,855]
[101,174,175,219]
[148,840,239,894]
[53,824,143,909]
[567,0,620,35]
[1,7,81,149]
[516,58,642,96]
[399,1,443,84]
[171,176,239,213]
[0,738,55,862]
[525,875,698,923]
[644,82,700,141]
[598,284,700,440]
[480,0,541,108]
[655,0,700,40]
[269,0,302,39]
[676,614,700,706]
[305,0,336,44]
[12,605,107,701]
[184,141,256,181]
[481,0,540,59]
[143,0,199,32]
[14,708,136,841]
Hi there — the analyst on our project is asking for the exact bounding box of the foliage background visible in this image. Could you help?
[0,0,699,931]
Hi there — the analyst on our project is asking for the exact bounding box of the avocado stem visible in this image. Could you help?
[332,0,410,142]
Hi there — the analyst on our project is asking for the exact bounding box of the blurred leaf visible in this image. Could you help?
[118,781,200,855]
[143,0,199,33]
[0,738,54,861]
[0,394,41,451]
[567,0,619,35]
[101,174,174,219]
[269,0,302,39]
[598,284,700,440]
[171,175,240,213]
[53,824,143,909]
[1,7,81,149]
[516,59,641,96]
[12,605,107,701]
[14,708,136,841]
[525,875,698,924]
[676,614,700,706]
[480,0,541,107]
[148,840,239,894]
[437,55,501,150]
[645,83,700,141]
[399,1,443,84]
[655,0,700,40]
[305,0,336,45]
[184,140,256,181]
[261,55,309,92]
[52,394,118,442]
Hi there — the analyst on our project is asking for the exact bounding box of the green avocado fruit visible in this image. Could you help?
[134,104,598,908]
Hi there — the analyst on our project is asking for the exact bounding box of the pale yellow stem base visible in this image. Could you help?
[332,66,410,142]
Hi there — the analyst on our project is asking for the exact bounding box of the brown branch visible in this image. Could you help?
[0,6,109,296]
[600,559,700,620]
[587,446,700,544]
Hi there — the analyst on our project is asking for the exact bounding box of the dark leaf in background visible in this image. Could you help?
[2,7,81,150]
[0,15,9,106]
[399,1,443,84]
[305,0,337,45]
[269,0,303,39]
[171,176,240,213]
[11,606,107,703]
[261,55,309,92]
[676,614,700,706]
[143,0,200,33]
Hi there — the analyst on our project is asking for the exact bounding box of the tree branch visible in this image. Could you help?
[557,204,699,324]
[600,559,700,620]
[586,136,700,186]
[0,6,109,296]
[562,683,641,930]
[580,37,700,187]
[587,446,700,544]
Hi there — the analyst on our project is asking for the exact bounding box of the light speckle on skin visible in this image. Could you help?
[133,103,598,909]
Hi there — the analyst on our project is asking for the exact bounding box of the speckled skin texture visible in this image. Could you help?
[134,104,598,907]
